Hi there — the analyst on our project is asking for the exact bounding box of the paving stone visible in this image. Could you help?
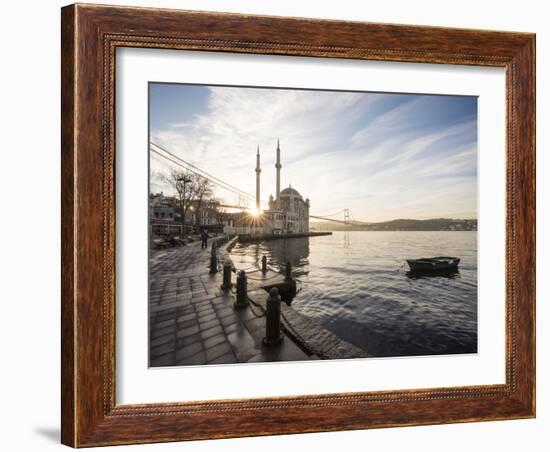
[220,315,238,327]
[177,313,196,324]
[245,352,267,363]
[193,293,217,303]
[150,325,176,339]
[195,302,214,313]
[155,312,177,323]
[227,329,259,362]
[212,294,234,304]
[203,333,226,350]
[150,352,175,367]
[197,312,217,323]
[151,341,175,358]
[223,322,245,335]
[244,318,267,343]
[245,317,265,332]
[200,325,223,340]
[236,307,260,322]
[178,350,206,366]
[176,341,203,361]
[179,306,195,316]
[176,325,200,338]
[160,294,177,305]
[199,318,219,332]
[205,342,232,362]
[179,318,199,330]
[155,318,175,329]
[150,300,190,313]
[208,351,238,365]
[215,307,235,318]
[174,296,192,307]
[178,332,201,348]
[150,334,175,348]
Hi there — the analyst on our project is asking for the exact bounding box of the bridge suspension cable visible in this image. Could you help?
[150,142,268,208]
[310,210,370,225]
[150,147,255,203]
[151,142,256,200]
[310,209,346,218]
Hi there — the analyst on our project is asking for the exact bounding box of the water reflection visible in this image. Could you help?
[343,231,350,248]
[231,237,311,279]
[405,269,461,280]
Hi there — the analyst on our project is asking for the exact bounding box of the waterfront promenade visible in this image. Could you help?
[149,239,314,366]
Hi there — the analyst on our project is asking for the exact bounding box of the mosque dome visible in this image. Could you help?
[280,185,302,199]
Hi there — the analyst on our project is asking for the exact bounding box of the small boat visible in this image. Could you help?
[406,256,460,272]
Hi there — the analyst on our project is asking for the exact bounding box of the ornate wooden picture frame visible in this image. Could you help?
[61,3,535,447]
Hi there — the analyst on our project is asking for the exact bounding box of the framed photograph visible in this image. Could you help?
[61,3,535,447]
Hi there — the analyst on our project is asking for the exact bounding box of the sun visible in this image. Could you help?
[249,207,261,218]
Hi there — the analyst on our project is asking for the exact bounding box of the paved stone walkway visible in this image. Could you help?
[149,239,313,367]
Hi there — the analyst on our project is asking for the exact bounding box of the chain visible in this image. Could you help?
[247,297,266,318]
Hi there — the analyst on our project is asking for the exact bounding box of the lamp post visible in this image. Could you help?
[177,175,191,236]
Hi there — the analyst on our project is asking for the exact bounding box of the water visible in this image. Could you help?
[229,231,477,358]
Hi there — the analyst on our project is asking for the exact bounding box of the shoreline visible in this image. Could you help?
[237,231,332,243]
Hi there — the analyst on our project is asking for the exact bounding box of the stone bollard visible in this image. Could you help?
[209,247,218,274]
[261,255,267,274]
[233,270,249,309]
[284,261,293,282]
[220,260,233,290]
[263,287,283,346]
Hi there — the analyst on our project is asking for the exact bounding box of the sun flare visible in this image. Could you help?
[249,207,262,218]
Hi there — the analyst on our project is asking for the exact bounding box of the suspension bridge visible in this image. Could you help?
[310,209,370,226]
[150,142,369,226]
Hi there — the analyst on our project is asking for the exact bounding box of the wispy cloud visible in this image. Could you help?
[150,85,477,222]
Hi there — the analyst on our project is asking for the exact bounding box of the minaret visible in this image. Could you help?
[275,138,281,207]
[255,145,261,210]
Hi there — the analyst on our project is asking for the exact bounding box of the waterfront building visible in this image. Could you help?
[149,192,176,221]
[226,140,310,235]
[263,139,310,234]
[150,193,232,236]
[265,185,310,234]
[149,192,181,237]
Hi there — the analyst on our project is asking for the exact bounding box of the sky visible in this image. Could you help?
[149,83,477,222]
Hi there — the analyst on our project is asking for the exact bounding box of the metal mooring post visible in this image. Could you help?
[209,246,218,274]
[284,261,293,282]
[233,270,249,309]
[263,287,283,346]
[261,255,267,274]
[220,260,233,290]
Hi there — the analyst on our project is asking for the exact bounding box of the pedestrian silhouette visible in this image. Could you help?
[201,229,208,249]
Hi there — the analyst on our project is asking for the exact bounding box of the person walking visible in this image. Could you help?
[201,229,208,249]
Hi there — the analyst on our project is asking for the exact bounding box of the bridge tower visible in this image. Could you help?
[344,208,350,225]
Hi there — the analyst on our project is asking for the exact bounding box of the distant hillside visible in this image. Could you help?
[310,218,477,232]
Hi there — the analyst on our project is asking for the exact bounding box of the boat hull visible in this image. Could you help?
[406,256,460,272]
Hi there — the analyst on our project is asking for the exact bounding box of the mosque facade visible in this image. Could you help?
[259,140,310,234]
[226,140,310,235]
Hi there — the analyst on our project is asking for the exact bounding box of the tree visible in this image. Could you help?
[204,198,225,228]
[190,177,212,228]
[156,169,215,233]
